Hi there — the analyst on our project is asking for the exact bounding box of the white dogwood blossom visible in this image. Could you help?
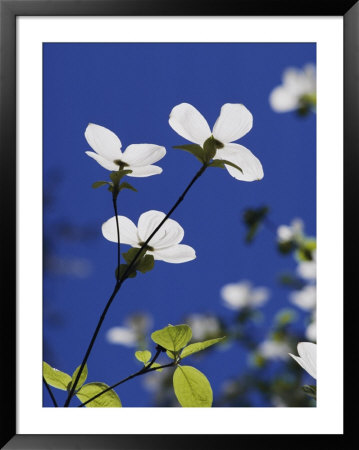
[169,103,263,181]
[289,285,316,311]
[85,123,166,176]
[221,280,269,310]
[289,342,317,379]
[102,210,196,264]
[269,64,316,113]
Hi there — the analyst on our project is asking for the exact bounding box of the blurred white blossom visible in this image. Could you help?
[277,219,304,244]
[269,64,316,113]
[106,312,152,347]
[106,326,137,347]
[305,320,316,342]
[258,340,291,360]
[186,314,221,341]
[290,285,316,311]
[297,251,316,281]
[289,342,316,379]
[221,281,269,310]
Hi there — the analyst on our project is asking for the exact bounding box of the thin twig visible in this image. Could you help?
[78,350,174,407]
[43,376,58,407]
[64,163,207,407]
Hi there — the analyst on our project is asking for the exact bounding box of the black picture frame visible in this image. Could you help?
[1,0,355,448]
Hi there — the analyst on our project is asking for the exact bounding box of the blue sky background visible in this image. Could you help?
[43,43,316,407]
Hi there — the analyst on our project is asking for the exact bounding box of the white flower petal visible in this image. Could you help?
[212,103,253,143]
[102,216,139,247]
[269,85,299,112]
[85,124,122,161]
[126,165,163,177]
[297,342,317,379]
[85,151,119,171]
[169,103,211,146]
[121,144,166,167]
[289,342,316,379]
[150,244,196,263]
[213,143,264,181]
[137,210,184,249]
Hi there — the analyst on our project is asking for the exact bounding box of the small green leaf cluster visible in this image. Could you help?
[92,169,137,197]
[115,247,155,280]
[173,136,243,174]
[242,205,269,243]
[302,384,316,399]
[297,93,316,117]
[43,362,122,407]
[149,324,225,407]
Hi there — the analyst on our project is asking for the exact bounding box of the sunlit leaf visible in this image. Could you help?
[151,324,192,352]
[147,362,163,372]
[180,337,226,359]
[43,362,72,391]
[76,382,122,407]
[70,364,88,391]
[173,365,213,407]
[135,350,151,364]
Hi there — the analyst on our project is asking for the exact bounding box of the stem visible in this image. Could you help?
[112,193,121,282]
[43,376,58,407]
[64,163,207,407]
[78,351,174,407]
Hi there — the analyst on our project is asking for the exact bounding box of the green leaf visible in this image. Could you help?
[92,181,110,189]
[151,324,192,352]
[302,384,316,399]
[120,248,154,276]
[296,239,316,262]
[76,382,122,407]
[173,144,205,163]
[180,337,226,359]
[147,362,163,372]
[115,264,137,280]
[135,350,152,364]
[209,159,243,174]
[70,364,88,391]
[43,362,72,391]
[166,350,177,360]
[119,182,137,193]
[203,136,223,162]
[109,169,133,185]
[173,365,213,407]
[122,247,146,265]
[136,254,155,274]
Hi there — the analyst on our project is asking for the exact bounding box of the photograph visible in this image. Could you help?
[42,42,317,408]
